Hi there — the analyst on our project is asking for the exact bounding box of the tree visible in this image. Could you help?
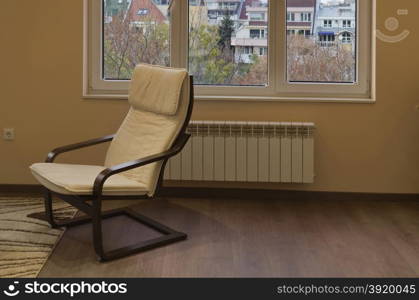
[287,35,355,82]
[189,23,235,84]
[103,12,170,79]
[236,55,268,86]
[217,14,234,54]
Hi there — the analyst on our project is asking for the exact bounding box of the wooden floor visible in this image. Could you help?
[38,194,419,278]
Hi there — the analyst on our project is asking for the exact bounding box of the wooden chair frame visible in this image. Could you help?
[32,77,194,262]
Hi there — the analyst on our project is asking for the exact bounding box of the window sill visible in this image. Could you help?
[82,92,376,104]
[195,95,375,103]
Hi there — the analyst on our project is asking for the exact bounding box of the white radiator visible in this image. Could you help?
[164,121,315,183]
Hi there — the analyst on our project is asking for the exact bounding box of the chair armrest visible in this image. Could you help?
[46,134,115,163]
[92,133,191,197]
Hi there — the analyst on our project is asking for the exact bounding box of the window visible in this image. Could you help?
[250,29,259,38]
[259,47,267,56]
[250,29,262,39]
[189,0,268,86]
[85,0,374,101]
[102,0,170,81]
[137,8,149,15]
[318,33,336,46]
[343,20,352,28]
[323,19,332,28]
[287,12,295,22]
[341,31,352,44]
[287,0,358,84]
[244,46,252,55]
[301,13,311,22]
[249,13,265,21]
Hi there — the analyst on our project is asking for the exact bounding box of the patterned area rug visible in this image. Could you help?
[0,197,77,278]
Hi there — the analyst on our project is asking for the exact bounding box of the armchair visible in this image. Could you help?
[29,64,194,261]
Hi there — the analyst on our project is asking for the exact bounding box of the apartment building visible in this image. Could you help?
[205,0,244,24]
[231,0,268,63]
[232,0,317,64]
[313,0,356,49]
[286,0,316,36]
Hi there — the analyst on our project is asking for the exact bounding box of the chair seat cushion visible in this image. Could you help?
[30,163,149,196]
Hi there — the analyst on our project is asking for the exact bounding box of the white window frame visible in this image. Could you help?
[84,0,376,102]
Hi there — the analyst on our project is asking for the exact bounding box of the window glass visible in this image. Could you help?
[103,0,171,80]
[88,0,372,100]
[286,0,357,83]
[188,0,269,86]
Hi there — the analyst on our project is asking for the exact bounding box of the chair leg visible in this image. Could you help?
[43,191,106,261]
[91,199,106,261]
[44,189,59,228]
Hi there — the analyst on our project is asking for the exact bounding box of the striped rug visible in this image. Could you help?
[0,197,77,278]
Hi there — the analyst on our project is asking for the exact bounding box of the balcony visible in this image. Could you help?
[317,41,337,47]
[231,37,268,47]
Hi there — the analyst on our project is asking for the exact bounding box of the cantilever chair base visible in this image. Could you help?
[29,189,187,262]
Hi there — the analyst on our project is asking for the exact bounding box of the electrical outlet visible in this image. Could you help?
[3,128,15,141]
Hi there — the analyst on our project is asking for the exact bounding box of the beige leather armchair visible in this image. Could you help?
[29,64,194,261]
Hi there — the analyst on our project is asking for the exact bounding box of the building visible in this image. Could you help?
[231,0,268,63]
[231,0,357,64]
[104,0,132,23]
[205,0,244,24]
[127,0,169,28]
[151,0,169,4]
[189,2,210,29]
[114,0,355,65]
[313,0,356,50]
[286,0,316,36]
[231,0,317,64]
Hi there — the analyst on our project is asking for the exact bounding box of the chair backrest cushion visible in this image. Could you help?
[128,64,187,116]
[104,65,190,196]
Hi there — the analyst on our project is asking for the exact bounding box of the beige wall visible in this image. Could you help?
[1,0,418,194]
